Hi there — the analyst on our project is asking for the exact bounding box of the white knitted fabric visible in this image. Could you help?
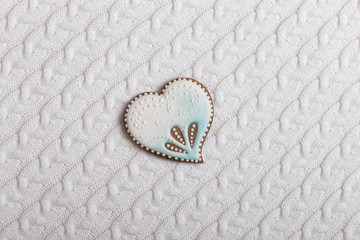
[1,0,360,239]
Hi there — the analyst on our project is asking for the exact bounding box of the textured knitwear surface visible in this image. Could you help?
[1,0,360,239]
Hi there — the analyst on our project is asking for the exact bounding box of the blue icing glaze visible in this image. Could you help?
[152,90,211,160]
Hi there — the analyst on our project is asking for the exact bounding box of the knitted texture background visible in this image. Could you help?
[1,0,360,239]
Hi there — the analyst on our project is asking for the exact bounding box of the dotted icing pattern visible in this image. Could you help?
[124,78,214,163]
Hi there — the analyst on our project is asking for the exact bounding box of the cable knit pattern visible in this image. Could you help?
[1,0,360,239]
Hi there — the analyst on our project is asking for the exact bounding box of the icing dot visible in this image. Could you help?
[192,124,196,127]
[170,146,174,150]
[166,144,170,147]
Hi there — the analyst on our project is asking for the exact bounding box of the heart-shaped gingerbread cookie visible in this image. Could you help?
[124,78,213,163]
